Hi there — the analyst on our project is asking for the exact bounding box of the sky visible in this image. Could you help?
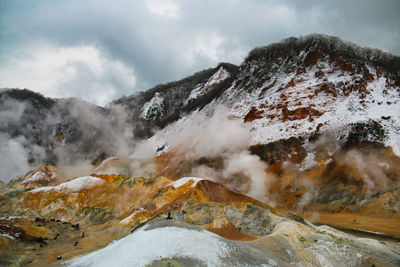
[0,0,399,106]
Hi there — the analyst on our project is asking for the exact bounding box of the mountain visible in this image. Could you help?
[140,34,400,214]
[0,63,238,181]
[112,62,239,137]
[1,34,400,266]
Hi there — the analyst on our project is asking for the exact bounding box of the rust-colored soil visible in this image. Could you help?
[207,221,257,241]
[294,211,400,239]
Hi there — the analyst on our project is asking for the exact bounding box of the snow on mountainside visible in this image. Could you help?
[185,66,230,104]
[142,35,400,215]
[140,92,166,120]
[112,63,238,138]
[147,34,400,155]
[221,57,400,152]
[29,176,105,193]
[169,177,204,188]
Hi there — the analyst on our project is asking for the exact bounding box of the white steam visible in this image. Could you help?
[343,150,393,194]
[0,99,33,182]
[151,106,272,202]
[0,92,137,182]
[0,134,30,183]
[165,107,250,159]
[223,151,271,201]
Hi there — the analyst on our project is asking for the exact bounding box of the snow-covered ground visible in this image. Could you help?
[169,177,204,188]
[29,176,105,193]
[66,220,281,267]
[119,207,145,225]
[21,170,54,185]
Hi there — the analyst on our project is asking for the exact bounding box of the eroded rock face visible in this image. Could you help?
[226,204,277,236]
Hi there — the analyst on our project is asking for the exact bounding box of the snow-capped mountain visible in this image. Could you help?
[145,34,400,154]
[132,34,400,213]
[112,62,238,137]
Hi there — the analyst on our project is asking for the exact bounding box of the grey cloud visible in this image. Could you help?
[0,0,399,104]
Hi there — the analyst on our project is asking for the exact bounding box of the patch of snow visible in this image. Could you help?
[185,67,230,104]
[140,92,165,120]
[120,208,145,225]
[169,177,204,188]
[354,229,384,236]
[29,176,106,193]
[206,67,230,87]
[0,233,15,240]
[21,171,53,185]
[67,224,231,267]
[185,84,204,104]
[0,216,24,221]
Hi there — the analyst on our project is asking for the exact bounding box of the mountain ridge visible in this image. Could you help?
[246,34,400,72]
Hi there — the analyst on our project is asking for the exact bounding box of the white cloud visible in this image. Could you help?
[182,31,246,67]
[269,4,297,26]
[183,32,224,65]
[0,43,136,106]
[145,0,180,18]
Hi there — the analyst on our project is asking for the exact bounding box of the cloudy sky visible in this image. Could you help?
[0,0,399,106]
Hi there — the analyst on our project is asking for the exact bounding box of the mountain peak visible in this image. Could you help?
[246,34,400,74]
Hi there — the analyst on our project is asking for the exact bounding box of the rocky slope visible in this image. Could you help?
[0,89,134,172]
[142,34,400,215]
[1,170,400,266]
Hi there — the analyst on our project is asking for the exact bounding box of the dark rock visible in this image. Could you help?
[343,120,386,148]
[249,137,306,165]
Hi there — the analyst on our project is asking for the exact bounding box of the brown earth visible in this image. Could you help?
[0,173,277,265]
[294,211,400,240]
